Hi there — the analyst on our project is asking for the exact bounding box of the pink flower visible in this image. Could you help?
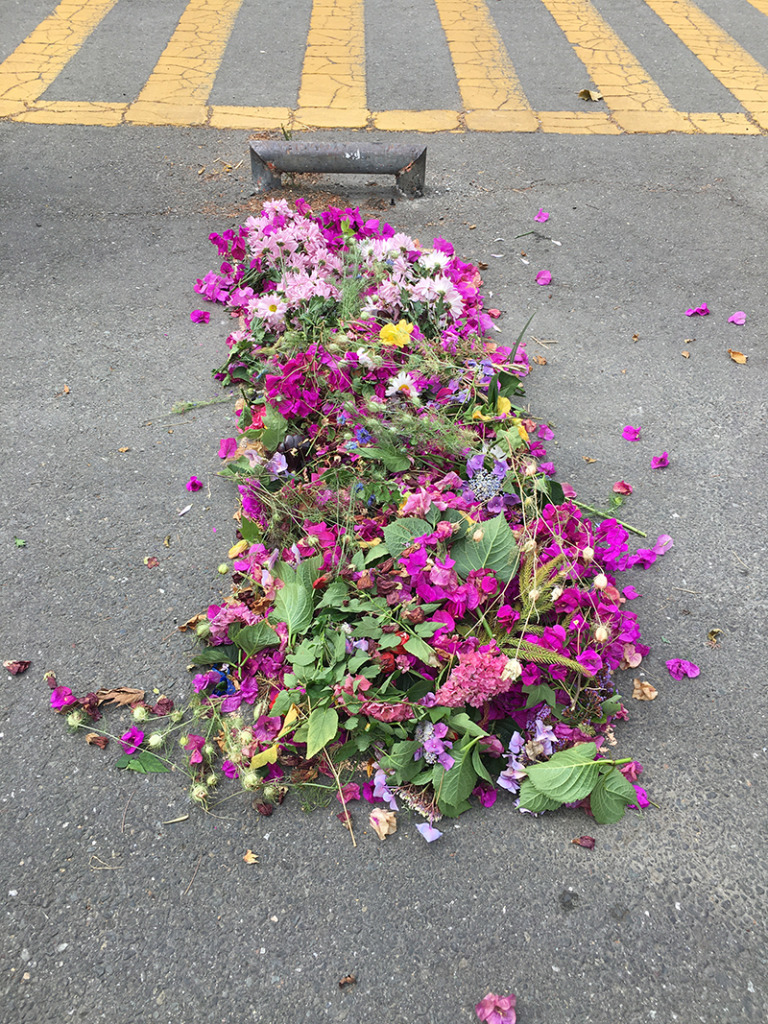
[629,783,650,809]
[685,303,709,316]
[561,482,577,498]
[190,309,211,324]
[535,269,552,286]
[120,727,144,754]
[475,992,516,1024]
[534,208,549,223]
[613,480,633,495]
[184,734,206,764]
[728,311,746,325]
[218,437,238,459]
[50,686,77,710]
[621,425,641,441]
[186,476,203,492]
[336,783,361,805]
[666,658,700,679]
[651,452,669,469]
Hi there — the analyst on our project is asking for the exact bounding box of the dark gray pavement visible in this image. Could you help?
[1,123,767,1023]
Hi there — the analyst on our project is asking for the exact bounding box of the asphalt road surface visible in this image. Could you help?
[2,2,768,1023]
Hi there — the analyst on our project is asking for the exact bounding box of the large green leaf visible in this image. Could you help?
[378,739,422,782]
[383,518,431,560]
[229,621,280,657]
[115,751,169,774]
[403,634,439,667]
[305,707,339,759]
[589,767,637,823]
[449,513,520,583]
[270,581,314,637]
[189,643,239,668]
[525,742,600,803]
[357,444,410,473]
[517,778,562,813]
[433,742,477,810]
[261,403,288,451]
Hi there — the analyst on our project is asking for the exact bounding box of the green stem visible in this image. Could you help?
[572,501,647,537]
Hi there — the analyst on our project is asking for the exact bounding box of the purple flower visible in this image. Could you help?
[475,992,516,1024]
[534,208,549,223]
[651,452,669,469]
[253,715,281,742]
[728,311,746,325]
[222,760,239,779]
[535,269,552,286]
[666,658,700,679]
[190,309,211,324]
[50,686,76,710]
[186,476,203,492]
[416,822,443,842]
[576,648,603,676]
[120,726,144,754]
[472,783,498,808]
[685,303,709,317]
[621,424,641,441]
[336,782,361,805]
[537,423,555,440]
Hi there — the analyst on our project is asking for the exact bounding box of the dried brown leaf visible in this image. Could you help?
[727,348,747,364]
[682,350,690,358]
[339,974,357,988]
[118,447,130,453]
[632,678,658,701]
[571,835,596,849]
[582,456,597,464]
[85,733,109,749]
[95,687,145,708]
[178,613,205,633]
[532,354,548,366]
[243,849,259,864]
[578,88,603,102]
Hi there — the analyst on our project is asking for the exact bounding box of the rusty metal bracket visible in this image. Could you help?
[249,141,427,197]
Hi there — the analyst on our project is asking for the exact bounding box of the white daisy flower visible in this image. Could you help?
[385,371,420,403]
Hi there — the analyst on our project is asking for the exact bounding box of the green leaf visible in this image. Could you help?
[229,621,280,657]
[382,518,431,560]
[433,742,477,810]
[270,689,302,715]
[239,516,262,543]
[115,751,169,774]
[525,742,600,803]
[189,644,239,668]
[448,712,488,738]
[589,767,637,823]
[357,444,410,473]
[403,634,439,666]
[305,707,339,759]
[471,744,493,783]
[524,683,558,709]
[517,778,562,813]
[261,403,288,451]
[315,580,348,610]
[270,581,314,637]
[450,513,520,583]
[378,739,422,781]
[436,798,472,818]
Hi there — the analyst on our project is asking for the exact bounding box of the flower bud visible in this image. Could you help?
[132,705,150,723]
[524,463,537,477]
[170,710,184,724]
[217,563,229,575]
[501,657,522,682]
[190,784,209,805]
[472,529,484,543]
[203,742,217,760]
[240,770,262,791]
[238,729,254,745]
[205,773,218,788]
[594,625,609,643]
[582,546,595,563]
[147,732,164,750]
[551,586,563,602]
[66,710,85,729]
[593,573,608,590]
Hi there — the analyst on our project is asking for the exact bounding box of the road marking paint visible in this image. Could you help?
[539,0,692,132]
[644,0,768,127]
[0,0,118,117]
[373,109,461,132]
[127,0,245,126]
[296,0,367,117]
[538,110,621,134]
[433,0,538,130]
[745,0,768,16]
[210,105,294,131]
[14,99,126,125]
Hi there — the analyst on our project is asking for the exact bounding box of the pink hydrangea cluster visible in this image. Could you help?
[435,647,516,708]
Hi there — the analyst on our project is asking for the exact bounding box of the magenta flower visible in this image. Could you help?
[621,424,641,441]
[184,734,206,764]
[651,452,669,469]
[190,309,211,324]
[475,992,516,1024]
[222,760,239,779]
[534,208,549,223]
[416,822,444,842]
[728,311,746,325]
[613,480,633,495]
[535,269,552,286]
[50,686,77,710]
[120,727,144,753]
[685,303,709,317]
[629,783,650,809]
[666,658,700,679]
[186,476,203,492]
[218,437,238,459]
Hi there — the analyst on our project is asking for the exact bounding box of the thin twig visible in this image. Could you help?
[572,500,647,537]
[121,794,133,834]
[672,586,701,595]
[324,752,357,848]
[182,854,203,896]
[731,551,751,572]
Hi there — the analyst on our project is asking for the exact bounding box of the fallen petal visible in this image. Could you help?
[3,659,31,675]
[535,269,552,286]
[534,208,549,223]
[613,480,633,495]
[416,822,444,842]
[728,311,746,325]
[571,835,596,849]
[650,452,670,469]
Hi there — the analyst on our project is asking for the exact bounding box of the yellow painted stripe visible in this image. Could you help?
[127,0,244,124]
[0,0,118,116]
[745,0,768,16]
[644,0,768,120]
[297,0,367,111]
[539,0,687,129]
[433,0,535,126]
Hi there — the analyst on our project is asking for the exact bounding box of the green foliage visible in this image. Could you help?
[517,743,636,823]
[115,750,170,773]
[305,707,339,759]
[449,513,520,583]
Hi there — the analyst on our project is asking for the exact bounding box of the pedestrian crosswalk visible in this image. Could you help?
[1,0,767,133]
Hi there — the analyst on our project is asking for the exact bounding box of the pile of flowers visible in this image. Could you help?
[50,198,677,838]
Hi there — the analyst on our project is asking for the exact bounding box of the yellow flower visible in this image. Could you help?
[471,396,514,422]
[379,320,414,348]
